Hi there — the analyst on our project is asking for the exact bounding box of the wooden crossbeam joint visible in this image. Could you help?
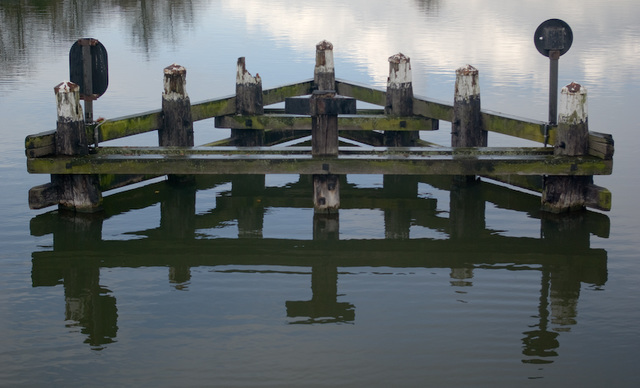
[285,90,356,116]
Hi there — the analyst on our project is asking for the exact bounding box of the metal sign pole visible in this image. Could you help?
[80,39,94,123]
[548,50,560,125]
[534,19,573,128]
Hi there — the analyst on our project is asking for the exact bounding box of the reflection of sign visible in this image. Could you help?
[69,38,109,99]
[534,19,573,57]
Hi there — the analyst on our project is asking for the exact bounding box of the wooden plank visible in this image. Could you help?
[25,130,56,157]
[263,80,314,106]
[588,131,614,160]
[27,151,612,177]
[335,79,386,106]
[191,95,236,121]
[481,110,549,143]
[86,145,554,156]
[215,114,437,131]
[96,110,162,142]
[585,184,612,211]
[412,94,454,122]
[28,183,59,209]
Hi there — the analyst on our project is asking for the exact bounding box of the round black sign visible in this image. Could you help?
[534,19,573,57]
[69,38,109,98]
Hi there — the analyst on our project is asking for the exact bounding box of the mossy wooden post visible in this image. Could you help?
[233,58,266,208]
[52,81,103,212]
[160,64,194,184]
[452,65,486,148]
[233,57,264,146]
[452,65,486,183]
[314,40,335,91]
[384,53,417,147]
[312,90,340,214]
[542,82,591,213]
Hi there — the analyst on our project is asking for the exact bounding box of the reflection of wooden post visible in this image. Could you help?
[233,57,264,146]
[232,175,265,238]
[314,40,335,91]
[160,64,194,184]
[383,176,417,239]
[53,81,103,212]
[542,83,591,213]
[449,177,486,240]
[313,212,339,240]
[385,53,417,146]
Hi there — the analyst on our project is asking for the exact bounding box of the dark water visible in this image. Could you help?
[1,0,640,386]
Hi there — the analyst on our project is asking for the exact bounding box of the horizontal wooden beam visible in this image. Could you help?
[215,114,438,131]
[335,79,386,106]
[27,146,612,176]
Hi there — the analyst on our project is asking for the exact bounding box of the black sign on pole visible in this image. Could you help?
[534,19,573,127]
[69,38,108,122]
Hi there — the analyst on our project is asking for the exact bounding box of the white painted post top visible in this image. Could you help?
[54,81,83,121]
[163,63,188,100]
[236,57,261,85]
[559,82,588,124]
[454,65,480,101]
[315,40,335,72]
[387,53,412,86]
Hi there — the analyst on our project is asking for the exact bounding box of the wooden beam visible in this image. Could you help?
[215,114,437,131]
[27,150,612,177]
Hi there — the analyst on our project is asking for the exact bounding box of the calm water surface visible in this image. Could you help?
[1,0,640,386]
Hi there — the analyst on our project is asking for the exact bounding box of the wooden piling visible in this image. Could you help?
[160,64,194,184]
[385,53,418,146]
[233,57,264,146]
[452,65,486,148]
[542,82,591,213]
[52,81,103,212]
[311,90,340,156]
[314,40,335,91]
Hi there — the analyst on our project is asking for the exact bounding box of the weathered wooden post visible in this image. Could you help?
[52,81,103,212]
[452,65,486,148]
[384,53,418,147]
[160,64,194,184]
[309,90,352,214]
[542,82,591,213]
[233,57,264,146]
[452,65,486,184]
[314,40,335,91]
[232,57,266,204]
[285,82,355,213]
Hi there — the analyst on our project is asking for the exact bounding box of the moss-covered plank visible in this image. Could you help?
[585,184,612,211]
[25,130,56,157]
[413,95,454,122]
[335,79,386,106]
[215,114,438,131]
[90,145,552,157]
[97,110,163,142]
[262,80,314,106]
[480,110,549,143]
[27,152,612,177]
[191,95,236,121]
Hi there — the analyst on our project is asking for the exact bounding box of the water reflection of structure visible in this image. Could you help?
[31,175,609,361]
